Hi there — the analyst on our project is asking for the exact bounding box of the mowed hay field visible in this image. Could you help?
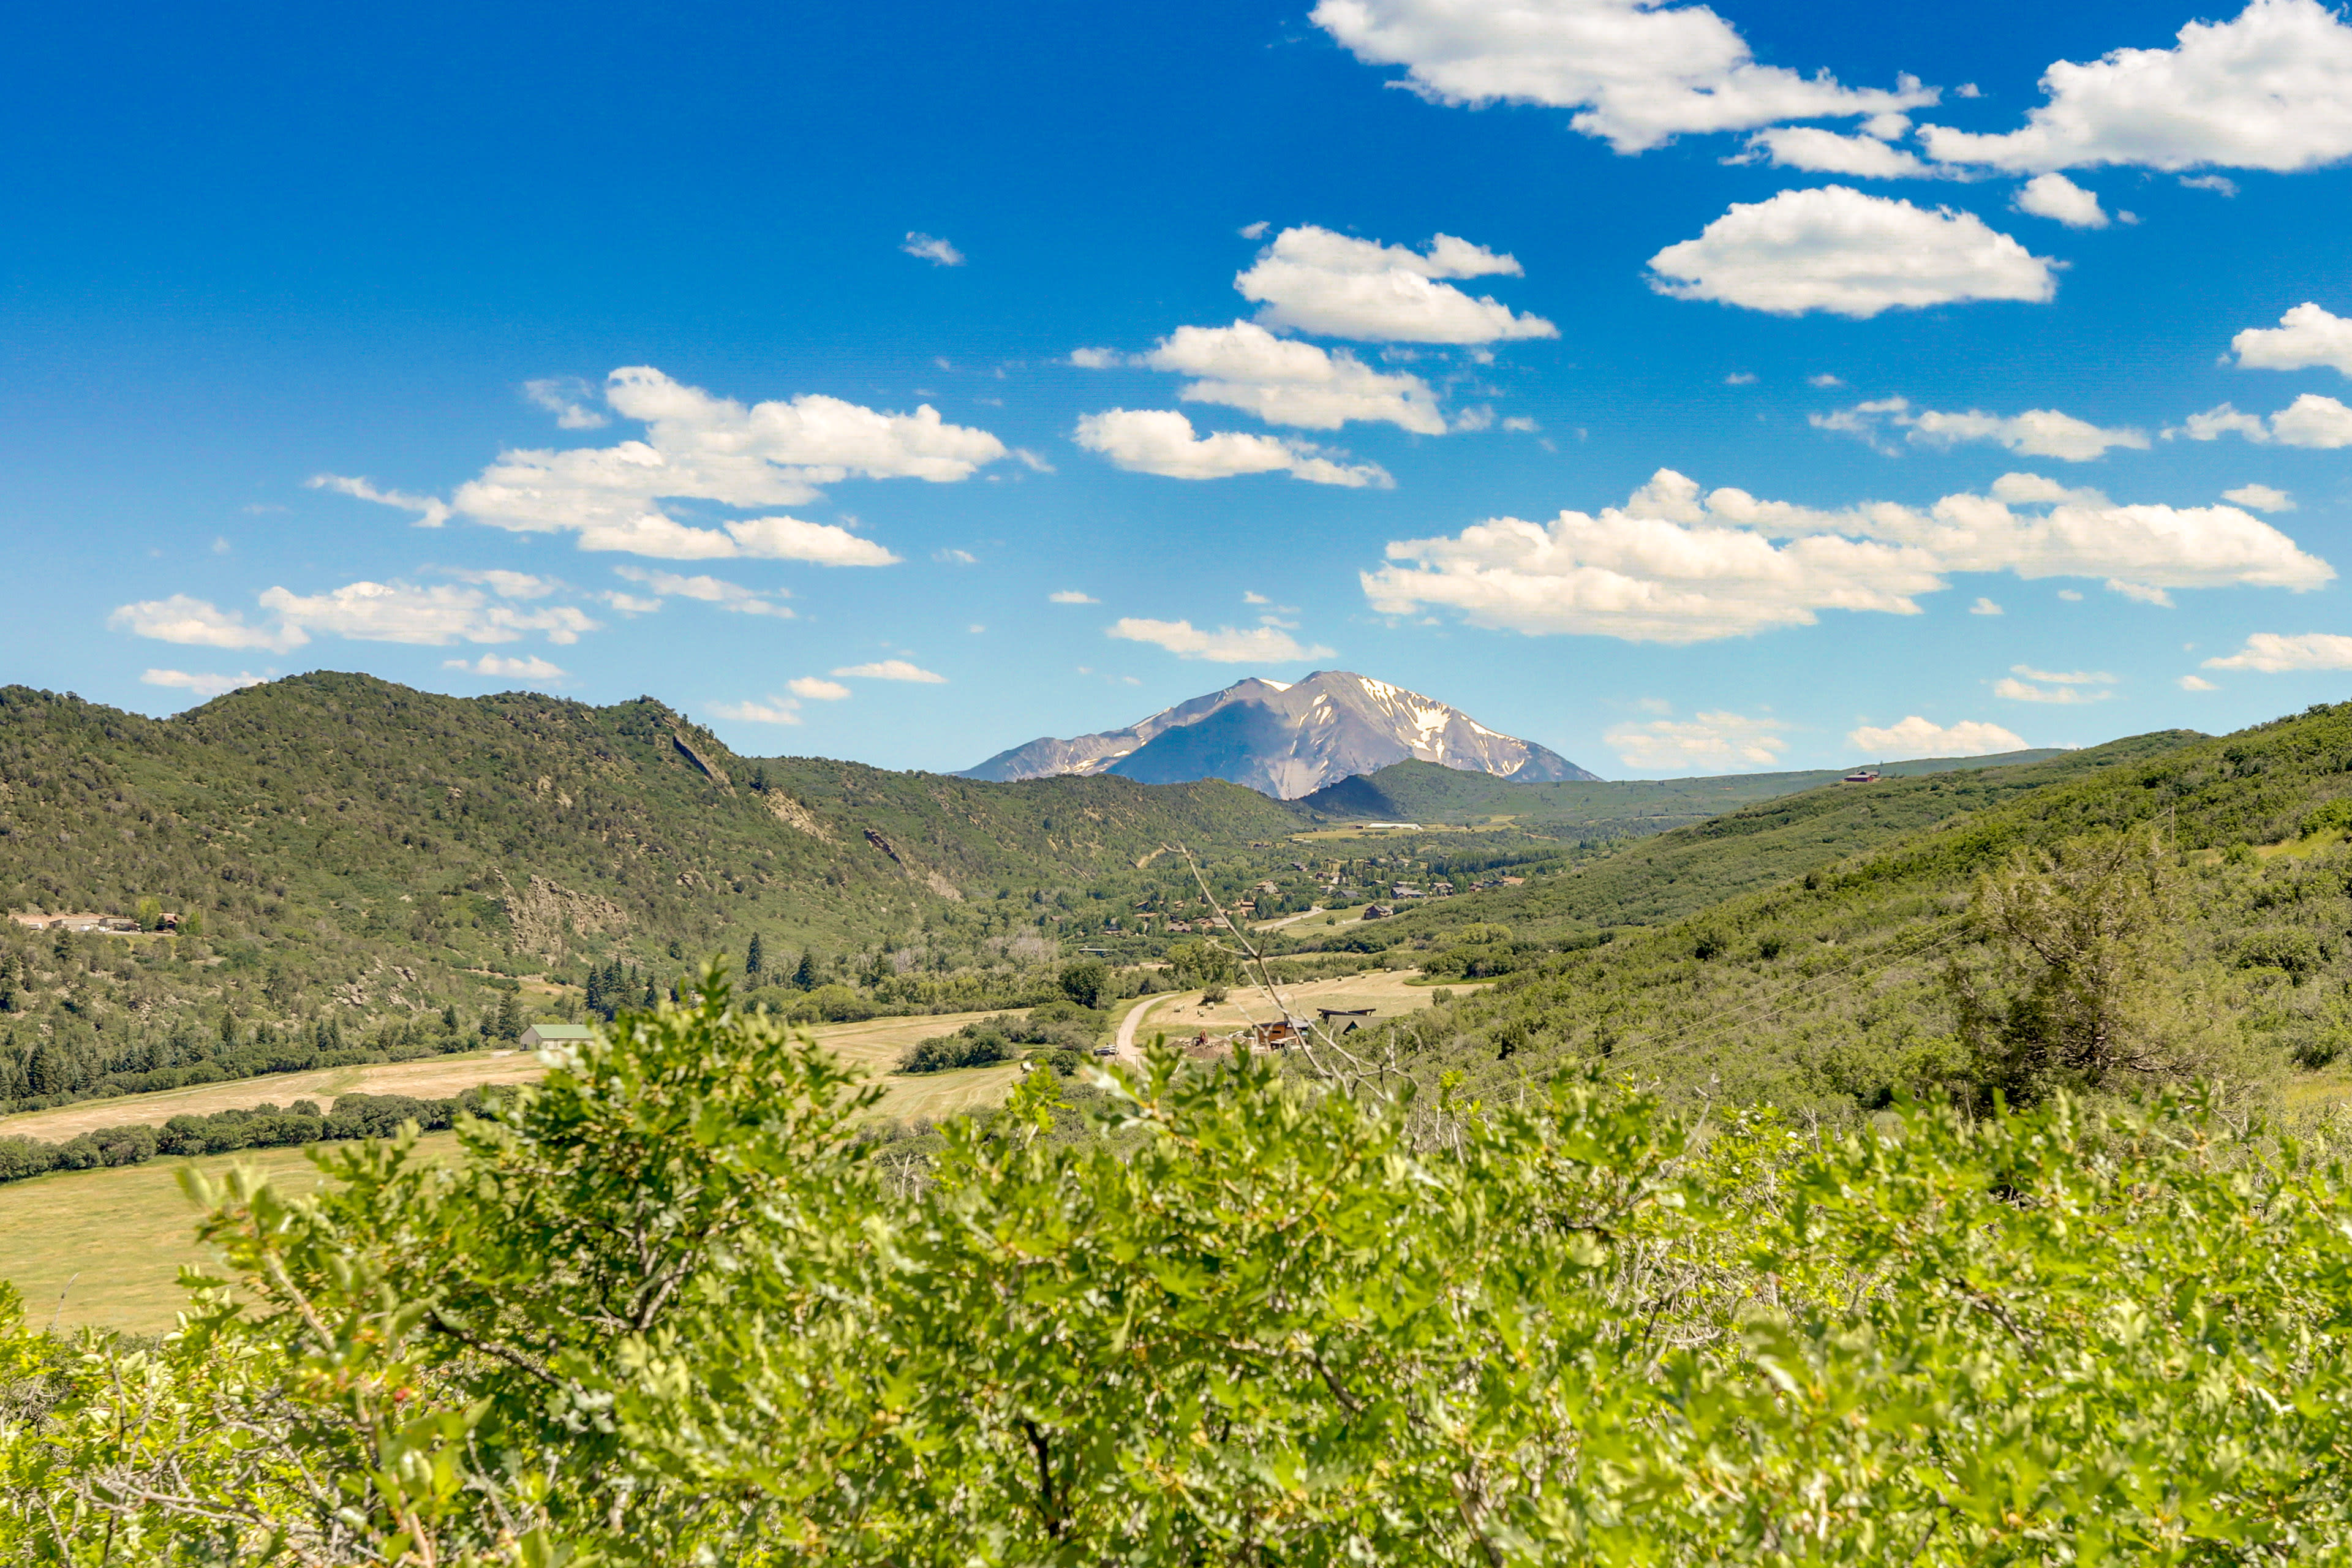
[1129,968,1468,1046]
[0,1136,460,1337]
[0,1051,551,1142]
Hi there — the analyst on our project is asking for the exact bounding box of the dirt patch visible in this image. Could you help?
[503,874,627,960]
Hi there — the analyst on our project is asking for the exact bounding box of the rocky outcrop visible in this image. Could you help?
[503,874,629,960]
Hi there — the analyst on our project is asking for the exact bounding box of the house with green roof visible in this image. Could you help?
[519,1022,597,1050]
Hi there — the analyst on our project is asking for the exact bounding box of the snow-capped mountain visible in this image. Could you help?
[959,671,1599,799]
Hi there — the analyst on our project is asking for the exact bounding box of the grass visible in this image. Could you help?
[0,1136,458,1337]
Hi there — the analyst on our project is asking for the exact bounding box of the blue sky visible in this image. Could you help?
[10,0,2352,778]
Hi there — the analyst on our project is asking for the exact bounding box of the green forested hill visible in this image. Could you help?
[0,674,1311,1104]
[1375,704,2352,1114]
[0,674,1302,955]
[1294,747,2073,831]
[1297,733,2198,951]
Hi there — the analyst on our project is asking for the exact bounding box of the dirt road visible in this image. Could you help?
[1114,993,1165,1061]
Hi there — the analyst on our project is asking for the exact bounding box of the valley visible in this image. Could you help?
[11,673,2352,1563]
[0,670,2288,1153]
[0,672,2059,1132]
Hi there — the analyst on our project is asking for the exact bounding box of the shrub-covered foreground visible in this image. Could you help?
[6,973,2352,1564]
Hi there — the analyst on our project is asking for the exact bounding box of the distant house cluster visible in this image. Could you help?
[8,910,180,934]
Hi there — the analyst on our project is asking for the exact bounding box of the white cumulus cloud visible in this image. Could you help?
[2223,483,2294,511]
[1234,226,1556,344]
[1603,710,1788,773]
[902,232,965,266]
[1919,0,2352,175]
[522,377,610,429]
[1742,126,1937,178]
[443,654,567,680]
[1363,467,2331,644]
[1848,716,2028,757]
[612,566,792,617]
[1813,396,2148,460]
[1310,0,1935,153]
[140,669,267,698]
[2203,631,2352,671]
[2013,172,2111,228]
[788,676,851,700]
[2180,674,2220,690]
[1074,409,1392,487]
[307,475,453,529]
[1995,664,2115,703]
[113,576,600,652]
[327,366,1000,560]
[110,595,304,652]
[2231,303,2352,376]
[1049,590,1100,603]
[256,582,600,646]
[832,659,947,683]
[1140,321,1446,432]
[1107,618,1335,663]
[707,697,804,725]
[443,568,565,599]
[1647,187,2057,318]
[2171,394,2352,448]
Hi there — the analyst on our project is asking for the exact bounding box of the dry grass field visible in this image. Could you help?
[0,1136,460,1337]
[0,1052,552,1142]
[1133,968,1466,1047]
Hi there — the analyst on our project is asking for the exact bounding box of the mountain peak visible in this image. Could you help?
[959,670,1597,798]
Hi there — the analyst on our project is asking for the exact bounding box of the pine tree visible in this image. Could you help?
[586,967,606,1017]
[747,933,765,979]
[794,949,819,991]
[496,990,524,1042]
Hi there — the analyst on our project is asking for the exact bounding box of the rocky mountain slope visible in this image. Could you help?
[962,671,1597,798]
